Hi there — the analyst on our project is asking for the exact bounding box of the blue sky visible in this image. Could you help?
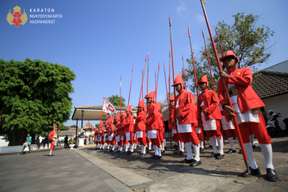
[1,0,288,125]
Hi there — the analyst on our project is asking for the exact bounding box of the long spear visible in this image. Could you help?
[187,27,199,97]
[139,60,146,101]
[127,64,134,106]
[155,63,160,101]
[163,63,169,101]
[146,56,149,96]
[202,30,214,80]
[168,17,179,139]
[139,69,145,103]
[119,76,122,111]
[199,0,248,170]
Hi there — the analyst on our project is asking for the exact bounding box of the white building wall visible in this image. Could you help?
[263,93,288,118]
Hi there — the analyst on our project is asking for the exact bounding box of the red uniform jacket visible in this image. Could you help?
[136,110,146,132]
[48,130,56,142]
[218,67,264,113]
[176,89,197,125]
[124,112,134,132]
[98,121,104,135]
[106,116,114,135]
[198,89,222,120]
[146,103,162,130]
[168,104,176,130]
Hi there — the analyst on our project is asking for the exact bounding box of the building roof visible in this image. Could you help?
[263,60,288,73]
[253,70,288,99]
[71,105,136,121]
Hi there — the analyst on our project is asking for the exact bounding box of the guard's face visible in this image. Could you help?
[223,57,237,69]
[146,98,152,104]
[199,82,207,91]
[175,84,182,93]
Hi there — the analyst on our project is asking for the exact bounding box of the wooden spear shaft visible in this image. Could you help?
[199,0,248,169]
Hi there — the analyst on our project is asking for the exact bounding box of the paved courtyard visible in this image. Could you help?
[0,150,131,192]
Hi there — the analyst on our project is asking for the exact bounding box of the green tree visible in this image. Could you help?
[0,59,75,145]
[214,13,274,67]
[107,95,126,108]
[185,13,273,89]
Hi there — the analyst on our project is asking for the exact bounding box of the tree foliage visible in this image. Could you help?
[108,95,126,108]
[0,59,75,145]
[185,13,273,89]
[214,13,274,68]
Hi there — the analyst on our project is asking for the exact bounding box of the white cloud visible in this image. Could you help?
[177,0,187,16]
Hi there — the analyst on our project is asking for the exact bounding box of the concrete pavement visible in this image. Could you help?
[0,149,131,192]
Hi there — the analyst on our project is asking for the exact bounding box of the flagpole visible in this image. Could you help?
[199,0,248,170]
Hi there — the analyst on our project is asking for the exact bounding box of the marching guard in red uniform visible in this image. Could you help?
[219,50,278,181]
[173,75,201,166]
[145,91,163,159]
[106,113,115,151]
[98,120,105,150]
[198,75,224,159]
[48,123,57,156]
[169,96,184,153]
[124,105,135,153]
[135,99,147,155]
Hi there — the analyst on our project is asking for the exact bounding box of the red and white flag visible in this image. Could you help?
[102,98,116,114]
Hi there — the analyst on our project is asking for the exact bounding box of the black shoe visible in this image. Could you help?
[154,155,162,160]
[217,154,224,160]
[265,168,279,182]
[227,149,237,154]
[250,167,261,176]
[239,167,260,177]
[213,153,220,159]
[184,159,195,163]
[190,160,201,167]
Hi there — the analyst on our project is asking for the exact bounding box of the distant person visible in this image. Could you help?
[48,123,58,156]
[64,135,69,148]
[22,133,32,153]
[36,135,41,150]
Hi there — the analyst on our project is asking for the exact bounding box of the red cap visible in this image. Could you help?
[169,95,175,101]
[220,50,239,63]
[138,99,145,108]
[172,74,184,86]
[198,75,209,85]
[145,91,156,100]
[126,105,132,112]
[154,103,161,112]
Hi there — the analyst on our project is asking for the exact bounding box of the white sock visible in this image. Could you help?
[141,145,146,154]
[210,137,218,154]
[125,144,129,152]
[228,137,235,149]
[179,141,185,152]
[217,136,224,155]
[149,142,152,150]
[130,143,134,152]
[260,144,274,169]
[200,141,204,149]
[158,147,162,157]
[185,142,193,160]
[193,144,201,161]
[244,143,258,169]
